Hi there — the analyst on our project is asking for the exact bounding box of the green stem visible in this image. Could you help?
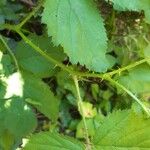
[17,0,44,29]
[0,35,19,70]
[0,24,17,31]
[16,30,73,74]
[73,75,91,150]
[105,58,149,77]
[73,58,150,78]
[106,77,150,117]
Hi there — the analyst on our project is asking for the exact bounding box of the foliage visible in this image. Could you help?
[110,0,150,23]
[0,0,150,150]
[93,109,150,149]
[24,132,85,150]
[42,0,108,72]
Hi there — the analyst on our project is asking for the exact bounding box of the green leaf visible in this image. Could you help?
[91,84,99,100]
[110,0,141,11]
[144,9,150,24]
[76,119,95,138]
[0,38,6,52]
[0,97,37,139]
[0,0,6,6]
[24,132,85,150]
[42,0,109,72]
[144,43,150,65]
[0,131,14,150]
[93,109,150,149]
[23,72,60,121]
[15,34,66,78]
[0,51,14,77]
[118,64,150,94]
[0,51,37,149]
[0,81,6,99]
[110,0,150,24]
[57,71,77,96]
[59,100,73,127]
[106,54,116,69]
[0,2,22,25]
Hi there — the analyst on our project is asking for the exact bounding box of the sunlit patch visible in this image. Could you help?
[4,99,12,108]
[20,138,29,149]
[0,63,3,71]
[24,104,30,111]
[0,51,4,75]
[4,72,24,98]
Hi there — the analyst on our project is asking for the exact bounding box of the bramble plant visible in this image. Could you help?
[0,0,150,149]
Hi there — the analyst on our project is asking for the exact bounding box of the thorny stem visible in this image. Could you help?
[0,35,19,70]
[17,0,44,29]
[107,77,150,117]
[105,58,149,77]
[77,58,150,78]
[16,28,150,79]
[73,75,91,150]
[16,30,74,74]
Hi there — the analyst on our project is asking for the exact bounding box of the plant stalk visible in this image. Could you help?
[73,75,91,150]
[0,35,19,70]
[106,77,150,117]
